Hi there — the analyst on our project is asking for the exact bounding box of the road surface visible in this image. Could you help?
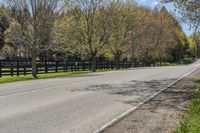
[0,60,200,133]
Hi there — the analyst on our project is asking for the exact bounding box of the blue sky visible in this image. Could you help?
[135,0,194,36]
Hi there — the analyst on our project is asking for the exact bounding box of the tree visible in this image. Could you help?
[193,32,200,57]
[162,0,200,32]
[71,0,111,72]
[52,12,80,60]
[0,6,9,48]
[106,1,130,68]
[187,37,197,57]
[3,0,67,78]
[131,7,176,65]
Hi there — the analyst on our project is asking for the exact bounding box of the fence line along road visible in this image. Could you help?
[0,60,136,77]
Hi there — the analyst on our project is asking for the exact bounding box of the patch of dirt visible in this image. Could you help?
[102,69,200,133]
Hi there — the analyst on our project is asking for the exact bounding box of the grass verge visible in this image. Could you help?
[0,69,111,84]
[155,58,196,66]
[174,85,200,133]
[0,71,91,84]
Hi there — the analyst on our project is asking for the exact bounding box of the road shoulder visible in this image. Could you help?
[102,68,200,133]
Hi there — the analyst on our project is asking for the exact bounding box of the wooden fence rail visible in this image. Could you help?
[0,60,135,77]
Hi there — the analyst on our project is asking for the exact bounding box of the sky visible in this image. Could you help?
[135,0,194,36]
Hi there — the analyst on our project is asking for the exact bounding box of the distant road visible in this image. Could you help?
[0,60,200,133]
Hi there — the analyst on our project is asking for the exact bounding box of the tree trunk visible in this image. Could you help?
[115,55,120,69]
[159,57,162,66]
[131,57,135,67]
[91,56,96,72]
[32,44,37,78]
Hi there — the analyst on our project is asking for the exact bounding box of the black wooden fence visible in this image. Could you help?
[0,60,134,77]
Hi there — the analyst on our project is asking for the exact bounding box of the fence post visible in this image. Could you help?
[89,60,92,70]
[24,67,26,76]
[17,60,19,76]
[96,61,98,70]
[77,62,80,71]
[56,61,58,72]
[99,61,101,70]
[83,61,85,71]
[99,61,102,70]
[75,61,77,71]
[36,63,38,74]
[111,61,113,70]
[45,59,48,73]
[71,62,73,72]
[63,61,65,72]
[0,60,2,77]
[107,61,109,69]
[66,61,68,72]
[24,60,27,76]
[11,62,13,77]
[69,62,74,72]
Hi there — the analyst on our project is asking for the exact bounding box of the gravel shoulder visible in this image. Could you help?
[102,68,200,133]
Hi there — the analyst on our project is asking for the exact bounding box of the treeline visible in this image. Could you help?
[0,0,198,77]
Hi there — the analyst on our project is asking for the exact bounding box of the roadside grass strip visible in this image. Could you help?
[154,58,196,66]
[0,71,91,84]
[0,69,112,84]
[174,86,200,133]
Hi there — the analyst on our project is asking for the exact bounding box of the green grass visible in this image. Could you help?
[174,90,200,133]
[0,71,91,84]
[155,58,196,67]
[180,58,196,65]
[155,62,180,66]
[0,69,111,84]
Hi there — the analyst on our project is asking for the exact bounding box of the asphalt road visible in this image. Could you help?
[0,60,200,133]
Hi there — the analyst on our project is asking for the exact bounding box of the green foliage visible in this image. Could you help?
[187,38,197,57]
[193,32,200,58]
[180,58,195,64]
[1,0,197,73]
[0,6,9,46]
[174,89,200,133]
[172,29,188,61]
[52,15,80,57]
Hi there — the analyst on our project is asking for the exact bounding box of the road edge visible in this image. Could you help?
[93,66,200,133]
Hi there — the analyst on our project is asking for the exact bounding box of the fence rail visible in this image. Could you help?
[0,60,135,77]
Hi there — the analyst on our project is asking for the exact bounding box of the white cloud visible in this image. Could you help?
[136,0,147,3]
[152,1,159,7]
[140,0,147,2]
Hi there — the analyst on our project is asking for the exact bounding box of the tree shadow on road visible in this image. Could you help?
[140,77,196,112]
[101,76,199,133]
[72,78,181,105]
